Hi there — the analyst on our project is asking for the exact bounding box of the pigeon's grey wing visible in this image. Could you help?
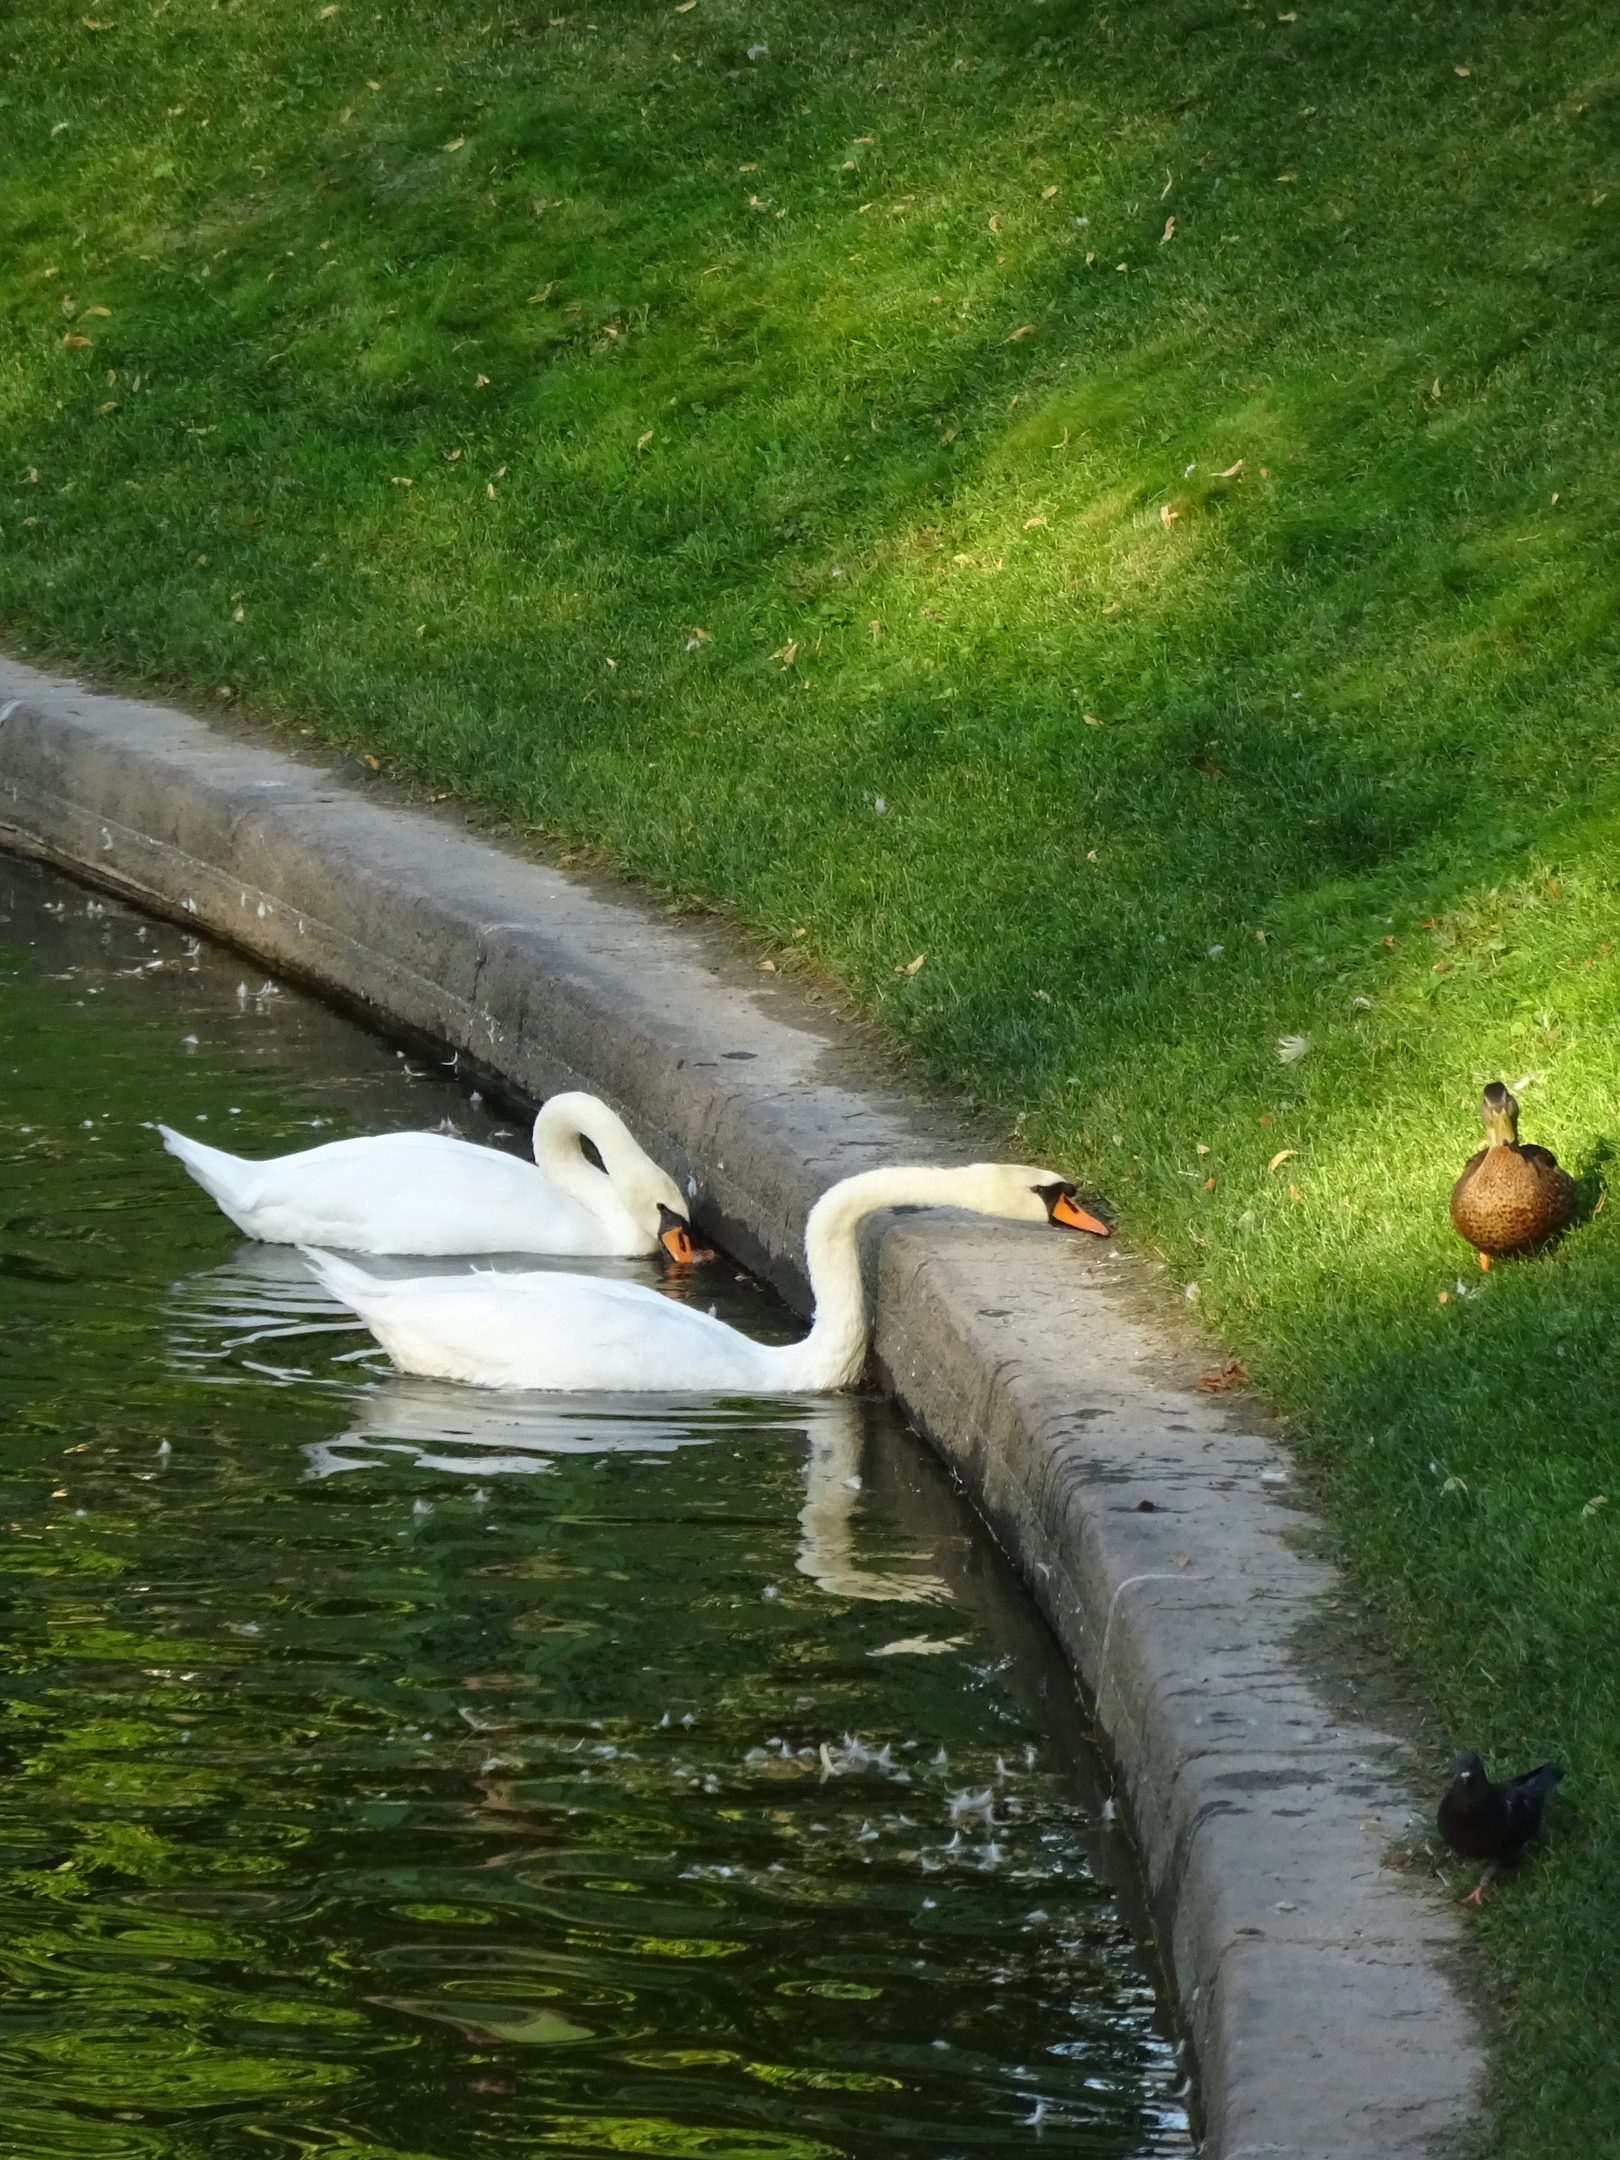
[1503,1763,1563,1847]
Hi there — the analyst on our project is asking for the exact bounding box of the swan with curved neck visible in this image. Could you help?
[160,1091,700,1259]
[300,1163,1109,1392]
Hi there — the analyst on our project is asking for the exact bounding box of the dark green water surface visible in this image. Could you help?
[0,853,1191,2159]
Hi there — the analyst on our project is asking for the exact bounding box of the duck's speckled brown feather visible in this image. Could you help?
[1450,1141,1577,1256]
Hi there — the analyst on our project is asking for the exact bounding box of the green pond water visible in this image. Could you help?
[0,852,1192,2160]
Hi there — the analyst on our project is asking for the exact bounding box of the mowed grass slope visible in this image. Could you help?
[3,0,1620,2144]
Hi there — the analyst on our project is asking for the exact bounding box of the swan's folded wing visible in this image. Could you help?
[301,1257,774,1391]
[225,1134,584,1254]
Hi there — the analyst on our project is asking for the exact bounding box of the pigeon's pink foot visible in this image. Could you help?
[1461,1879,1489,1907]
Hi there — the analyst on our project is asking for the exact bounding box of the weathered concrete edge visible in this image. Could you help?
[0,662,1484,2160]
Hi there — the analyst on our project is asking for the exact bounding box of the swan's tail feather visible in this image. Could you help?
[158,1123,259,1221]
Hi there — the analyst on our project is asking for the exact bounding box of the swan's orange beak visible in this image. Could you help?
[1048,1187,1110,1236]
[657,1206,715,1265]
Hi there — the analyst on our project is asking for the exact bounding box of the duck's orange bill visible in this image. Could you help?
[1051,1192,1110,1236]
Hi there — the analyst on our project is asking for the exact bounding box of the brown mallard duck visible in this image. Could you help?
[1450,1082,1577,1268]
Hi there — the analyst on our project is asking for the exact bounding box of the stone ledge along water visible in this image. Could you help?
[0,656,1483,2157]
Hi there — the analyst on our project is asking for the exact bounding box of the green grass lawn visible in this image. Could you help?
[3,0,1620,2144]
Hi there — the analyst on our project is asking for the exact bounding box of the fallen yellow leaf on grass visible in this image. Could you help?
[391,475,412,486]
[1277,172,1298,183]
[688,625,712,644]
[988,213,1001,234]
[1041,184,1058,200]
[1160,503,1180,528]
[636,429,654,451]
[82,18,112,30]
[1288,1182,1303,1202]
[770,640,798,668]
[1023,513,1047,528]
[1007,324,1034,342]
[1161,216,1175,243]
[1101,600,1120,614]
[442,137,465,153]
[1454,63,1470,76]
[316,3,338,14]
[1084,713,1101,726]
[898,953,926,977]
[1583,1495,1608,1516]
[1277,9,1297,18]
[675,0,697,12]
[474,372,489,386]
[1268,1149,1298,1173]
[63,332,92,348]
[1215,459,1245,478]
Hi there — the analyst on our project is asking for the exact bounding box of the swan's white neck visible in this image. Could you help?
[530,1094,646,1236]
[775,1165,1018,1391]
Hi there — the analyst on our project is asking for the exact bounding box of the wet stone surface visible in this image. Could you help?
[0,852,1192,2159]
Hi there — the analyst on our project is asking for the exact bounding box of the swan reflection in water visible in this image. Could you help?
[314,1382,946,1605]
[168,1243,946,1603]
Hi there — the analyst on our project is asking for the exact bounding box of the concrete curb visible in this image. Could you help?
[0,657,1483,2158]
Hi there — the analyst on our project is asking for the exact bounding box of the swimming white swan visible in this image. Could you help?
[300,1163,1108,1393]
[160,1091,700,1260]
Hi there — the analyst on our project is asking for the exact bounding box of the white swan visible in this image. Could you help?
[160,1091,700,1260]
[300,1163,1108,1393]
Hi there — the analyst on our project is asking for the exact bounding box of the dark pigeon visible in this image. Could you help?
[1437,1751,1563,1902]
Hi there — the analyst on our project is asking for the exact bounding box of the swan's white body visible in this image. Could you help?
[302,1163,1103,1394]
[160,1092,687,1257]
